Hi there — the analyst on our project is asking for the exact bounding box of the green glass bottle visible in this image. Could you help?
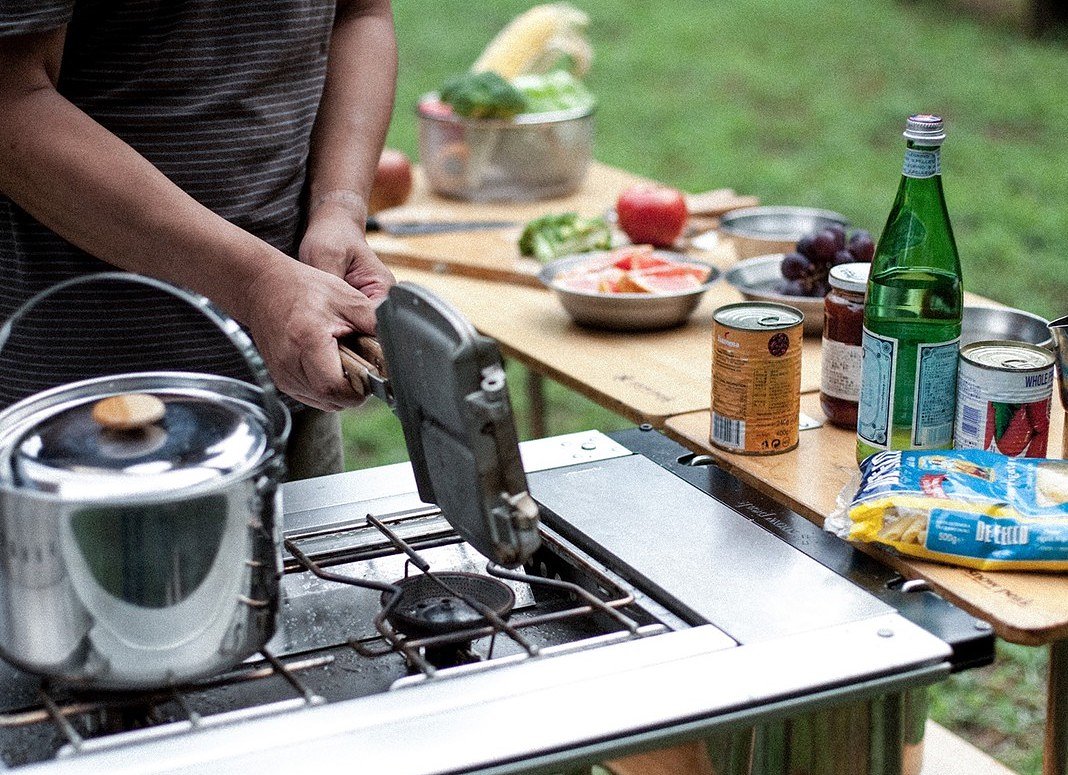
[856,114,963,463]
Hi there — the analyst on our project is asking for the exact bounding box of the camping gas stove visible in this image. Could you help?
[0,427,992,775]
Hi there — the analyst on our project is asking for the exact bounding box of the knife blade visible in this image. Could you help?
[366,215,519,236]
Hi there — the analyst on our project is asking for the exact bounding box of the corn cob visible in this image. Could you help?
[472,3,590,81]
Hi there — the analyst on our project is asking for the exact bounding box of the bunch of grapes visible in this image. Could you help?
[778,225,875,297]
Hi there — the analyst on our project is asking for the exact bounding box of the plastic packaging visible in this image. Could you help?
[826,449,1068,571]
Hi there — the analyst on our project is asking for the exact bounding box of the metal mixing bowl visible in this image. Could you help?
[962,305,1052,348]
[417,95,594,202]
[538,252,720,331]
[718,206,850,259]
[724,253,824,335]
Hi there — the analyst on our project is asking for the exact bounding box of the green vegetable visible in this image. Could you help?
[513,70,596,113]
[518,212,612,263]
[439,71,528,119]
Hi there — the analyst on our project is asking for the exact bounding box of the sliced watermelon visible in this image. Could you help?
[631,269,703,293]
[635,261,711,283]
[611,245,663,272]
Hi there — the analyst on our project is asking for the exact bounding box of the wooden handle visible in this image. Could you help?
[338,336,386,397]
[92,393,166,432]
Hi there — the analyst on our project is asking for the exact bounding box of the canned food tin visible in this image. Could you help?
[711,302,804,455]
[954,340,1055,458]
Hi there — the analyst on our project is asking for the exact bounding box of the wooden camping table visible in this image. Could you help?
[373,162,1068,774]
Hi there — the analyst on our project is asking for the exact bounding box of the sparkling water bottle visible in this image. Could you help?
[856,114,964,463]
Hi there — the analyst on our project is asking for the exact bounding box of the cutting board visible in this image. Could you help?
[368,162,756,287]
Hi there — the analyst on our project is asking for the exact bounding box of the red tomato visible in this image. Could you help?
[369,148,413,214]
[615,184,688,247]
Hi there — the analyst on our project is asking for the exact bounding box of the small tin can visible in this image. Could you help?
[711,302,803,455]
[954,340,1055,458]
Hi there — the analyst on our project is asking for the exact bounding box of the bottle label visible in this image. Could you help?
[902,148,940,179]
[912,337,960,447]
[858,328,897,448]
[821,337,863,402]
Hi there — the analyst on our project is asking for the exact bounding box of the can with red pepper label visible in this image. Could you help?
[953,340,1055,458]
[711,302,803,455]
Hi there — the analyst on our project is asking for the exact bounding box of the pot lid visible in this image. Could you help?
[10,389,269,499]
[372,283,541,569]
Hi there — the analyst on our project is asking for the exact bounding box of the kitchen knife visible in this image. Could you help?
[366,215,519,236]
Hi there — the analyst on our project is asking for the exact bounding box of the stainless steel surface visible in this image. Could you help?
[718,206,850,259]
[1048,315,1068,398]
[961,305,1053,349]
[723,254,824,335]
[8,616,949,775]
[417,96,594,202]
[0,274,288,690]
[6,385,270,499]
[538,251,720,331]
[529,454,893,643]
[0,431,967,774]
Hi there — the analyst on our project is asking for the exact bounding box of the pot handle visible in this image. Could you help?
[0,271,288,455]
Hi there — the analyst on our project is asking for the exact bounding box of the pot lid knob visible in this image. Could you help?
[91,393,167,432]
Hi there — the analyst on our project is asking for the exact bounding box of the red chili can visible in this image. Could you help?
[711,302,803,455]
[953,340,1055,457]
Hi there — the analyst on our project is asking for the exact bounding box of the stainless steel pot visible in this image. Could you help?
[0,273,289,690]
[1050,315,1068,458]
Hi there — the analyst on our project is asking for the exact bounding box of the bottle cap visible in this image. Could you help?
[828,262,870,294]
[903,114,946,145]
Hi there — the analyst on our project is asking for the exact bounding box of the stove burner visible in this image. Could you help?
[383,572,516,639]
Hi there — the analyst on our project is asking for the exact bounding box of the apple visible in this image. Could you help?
[615,184,688,247]
[369,148,413,214]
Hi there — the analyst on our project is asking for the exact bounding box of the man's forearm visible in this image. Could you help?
[0,74,291,324]
[305,0,398,223]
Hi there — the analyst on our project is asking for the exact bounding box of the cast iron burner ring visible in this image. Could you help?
[382,572,515,640]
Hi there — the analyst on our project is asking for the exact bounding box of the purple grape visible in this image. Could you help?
[812,280,831,297]
[832,248,855,267]
[848,230,875,263]
[781,252,812,280]
[778,278,807,296]
[810,229,838,264]
[827,223,847,251]
[796,234,816,259]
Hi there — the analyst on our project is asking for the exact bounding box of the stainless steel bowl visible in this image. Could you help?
[417,95,594,202]
[962,305,1052,348]
[718,206,850,259]
[538,252,719,331]
[723,254,824,335]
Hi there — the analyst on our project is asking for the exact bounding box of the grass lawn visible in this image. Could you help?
[344,1,1067,771]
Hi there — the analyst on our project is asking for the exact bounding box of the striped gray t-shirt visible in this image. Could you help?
[0,0,335,408]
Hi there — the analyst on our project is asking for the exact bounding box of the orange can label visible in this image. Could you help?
[711,303,803,455]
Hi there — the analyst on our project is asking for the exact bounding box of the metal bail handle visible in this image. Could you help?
[0,271,288,455]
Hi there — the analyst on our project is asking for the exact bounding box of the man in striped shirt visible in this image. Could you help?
[0,0,398,479]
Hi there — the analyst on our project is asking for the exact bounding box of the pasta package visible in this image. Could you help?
[826,449,1068,571]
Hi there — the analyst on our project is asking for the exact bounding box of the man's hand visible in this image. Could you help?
[244,258,381,411]
[299,191,396,301]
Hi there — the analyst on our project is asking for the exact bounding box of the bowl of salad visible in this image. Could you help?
[418,70,596,202]
[538,246,720,331]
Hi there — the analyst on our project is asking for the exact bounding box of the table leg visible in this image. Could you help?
[1046,641,1068,775]
[527,369,547,439]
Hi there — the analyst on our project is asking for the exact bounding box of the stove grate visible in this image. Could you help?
[284,511,649,677]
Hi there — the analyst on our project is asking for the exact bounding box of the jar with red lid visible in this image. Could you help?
[820,262,870,428]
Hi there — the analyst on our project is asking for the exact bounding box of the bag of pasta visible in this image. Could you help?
[826,449,1068,571]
